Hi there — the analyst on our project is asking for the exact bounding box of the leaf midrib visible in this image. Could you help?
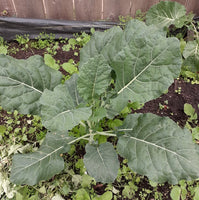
[117,44,170,95]
[122,134,190,163]
[13,146,64,175]
[1,76,42,94]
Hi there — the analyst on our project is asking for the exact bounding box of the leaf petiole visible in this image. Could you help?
[68,131,116,145]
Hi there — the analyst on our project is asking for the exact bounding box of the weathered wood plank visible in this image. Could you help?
[74,0,102,21]
[13,0,45,18]
[0,0,198,21]
[181,0,199,15]
[0,0,16,17]
[103,0,132,21]
[129,0,159,17]
[44,0,74,20]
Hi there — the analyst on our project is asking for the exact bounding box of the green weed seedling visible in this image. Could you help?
[62,59,78,75]
[159,100,169,110]
[175,87,182,94]
[44,53,60,70]
[30,32,56,50]
[170,180,199,200]
[62,32,91,54]
[15,34,30,50]
[0,36,8,55]
[184,103,199,143]
[184,103,197,123]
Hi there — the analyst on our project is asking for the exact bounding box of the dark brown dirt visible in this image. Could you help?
[133,78,199,128]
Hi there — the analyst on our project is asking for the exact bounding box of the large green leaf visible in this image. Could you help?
[78,55,112,101]
[0,55,62,115]
[79,26,122,68]
[40,74,92,133]
[109,20,181,114]
[117,113,199,184]
[146,1,186,28]
[10,132,71,185]
[84,142,119,183]
[80,20,181,117]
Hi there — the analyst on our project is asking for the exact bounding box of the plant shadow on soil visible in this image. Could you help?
[3,40,199,200]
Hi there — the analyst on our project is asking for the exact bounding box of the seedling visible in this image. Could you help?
[15,34,30,49]
[44,53,60,70]
[0,36,8,55]
[175,87,182,94]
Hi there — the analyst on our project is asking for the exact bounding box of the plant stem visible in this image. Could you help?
[191,22,199,39]
[68,131,116,145]
[96,131,116,137]
[68,133,91,145]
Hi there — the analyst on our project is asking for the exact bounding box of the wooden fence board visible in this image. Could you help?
[13,0,45,18]
[130,0,159,17]
[182,0,199,14]
[0,0,16,17]
[103,0,132,21]
[0,0,199,20]
[44,0,74,20]
[74,0,102,21]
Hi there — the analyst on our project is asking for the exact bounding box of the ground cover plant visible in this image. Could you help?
[2,1,199,199]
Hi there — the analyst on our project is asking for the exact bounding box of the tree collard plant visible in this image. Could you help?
[1,3,199,186]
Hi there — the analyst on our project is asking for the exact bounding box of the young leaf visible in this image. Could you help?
[117,113,199,184]
[146,1,186,28]
[184,103,197,120]
[84,142,119,183]
[62,62,77,74]
[77,55,111,101]
[40,74,92,133]
[183,41,199,59]
[170,186,181,200]
[44,54,60,70]
[10,132,72,185]
[0,55,62,115]
[89,107,107,122]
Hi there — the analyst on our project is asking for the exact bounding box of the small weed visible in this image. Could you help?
[15,34,30,49]
[175,87,182,94]
[159,100,169,110]
[44,53,60,70]
[62,32,91,54]
[7,46,19,55]
[0,36,8,55]
[30,32,56,50]
[62,59,78,75]
[135,9,146,21]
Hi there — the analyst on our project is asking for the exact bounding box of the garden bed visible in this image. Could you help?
[7,39,199,128]
[0,31,198,200]
[1,1,199,200]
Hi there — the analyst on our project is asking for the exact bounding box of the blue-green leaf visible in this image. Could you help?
[0,55,62,115]
[146,1,186,28]
[40,74,92,133]
[117,113,199,184]
[78,55,111,101]
[84,142,119,183]
[10,132,71,185]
